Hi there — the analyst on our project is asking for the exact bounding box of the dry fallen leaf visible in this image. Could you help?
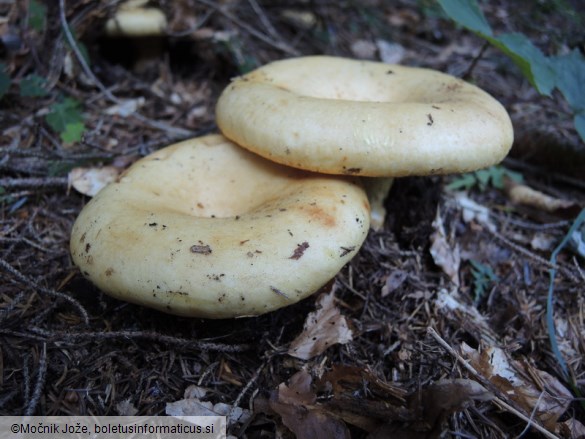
[452,192,496,232]
[351,39,377,59]
[381,270,408,297]
[558,417,585,438]
[166,396,250,424]
[429,209,460,286]
[507,182,577,213]
[116,398,138,416]
[268,370,350,439]
[288,287,353,360]
[435,288,497,344]
[376,39,405,64]
[104,97,145,117]
[412,378,493,430]
[461,343,572,430]
[68,166,121,197]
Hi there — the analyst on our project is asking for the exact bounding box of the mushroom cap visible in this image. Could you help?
[105,7,167,37]
[70,135,370,318]
[216,56,514,177]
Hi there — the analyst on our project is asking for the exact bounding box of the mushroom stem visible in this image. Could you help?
[362,177,394,231]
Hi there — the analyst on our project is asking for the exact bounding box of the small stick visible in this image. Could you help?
[195,0,299,56]
[29,327,251,353]
[0,177,68,189]
[427,327,560,439]
[0,257,89,324]
[24,343,48,416]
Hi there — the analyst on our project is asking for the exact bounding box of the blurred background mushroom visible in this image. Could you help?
[103,0,168,72]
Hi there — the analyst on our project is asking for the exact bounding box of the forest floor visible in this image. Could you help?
[1,1,584,438]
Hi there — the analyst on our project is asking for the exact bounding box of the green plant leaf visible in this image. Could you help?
[446,166,523,192]
[28,0,47,32]
[575,113,585,142]
[550,49,585,143]
[490,33,555,95]
[474,168,493,190]
[20,74,49,97]
[438,0,555,96]
[469,259,498,303]
[60,121,85,143]
[0,62,10,99]
[45,97,83,133]
[436,0,493,36]
[551,49,585,112]
[445,173,477,191]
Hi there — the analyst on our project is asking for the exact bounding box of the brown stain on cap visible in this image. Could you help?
[300,204,336,228]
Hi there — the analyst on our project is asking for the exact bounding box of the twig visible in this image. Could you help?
[427,327,560,439]
[229,360,267,430]
[0,177,68,189]
[504,157,585,192]
[195,0,299,56]
[59,0,119,103]
[462,41,489,80]
[166,9,214,37]
[247,0,283,42]
[28,327,251,353]
[0,257,89,325]
[546,208,585,382]
[485,227,578,281]
[24,343,47,416]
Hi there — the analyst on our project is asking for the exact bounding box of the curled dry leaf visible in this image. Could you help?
[116,398,138,416]
[412,378,493,430]
[288,287,353,360]
[530,232,556,251]
[460,343,572,430]
[268,370,350,439]
[68,166,121,197]
[429,209,460,286]
[381,270,408,297]
[166,396,251,425]
[506,181,577,213]
[376,40,406,64]
[558,417,585,438]
[435,288,497,344]
[452,192,496,232]
[104,97,145,117]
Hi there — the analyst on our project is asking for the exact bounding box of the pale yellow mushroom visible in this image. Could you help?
[104,1,167,37]
[216,56,514,177]
[70,135,370,318]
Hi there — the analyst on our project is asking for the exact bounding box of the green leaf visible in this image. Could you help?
[551,49,585,112]
[446,166,523,192]
[436,0,493,37]
[0,62,10,99]
[575,113,585,143]
[28,0,47,32]
[45,97,83,133]
[438,0,556,96]
[445,173,477,191]
[550,49,585,143]
[20,74,49,97]
[60,121,85,143]
[469,259,498,302]
[474,168,492,190]
[489,33,555,96]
